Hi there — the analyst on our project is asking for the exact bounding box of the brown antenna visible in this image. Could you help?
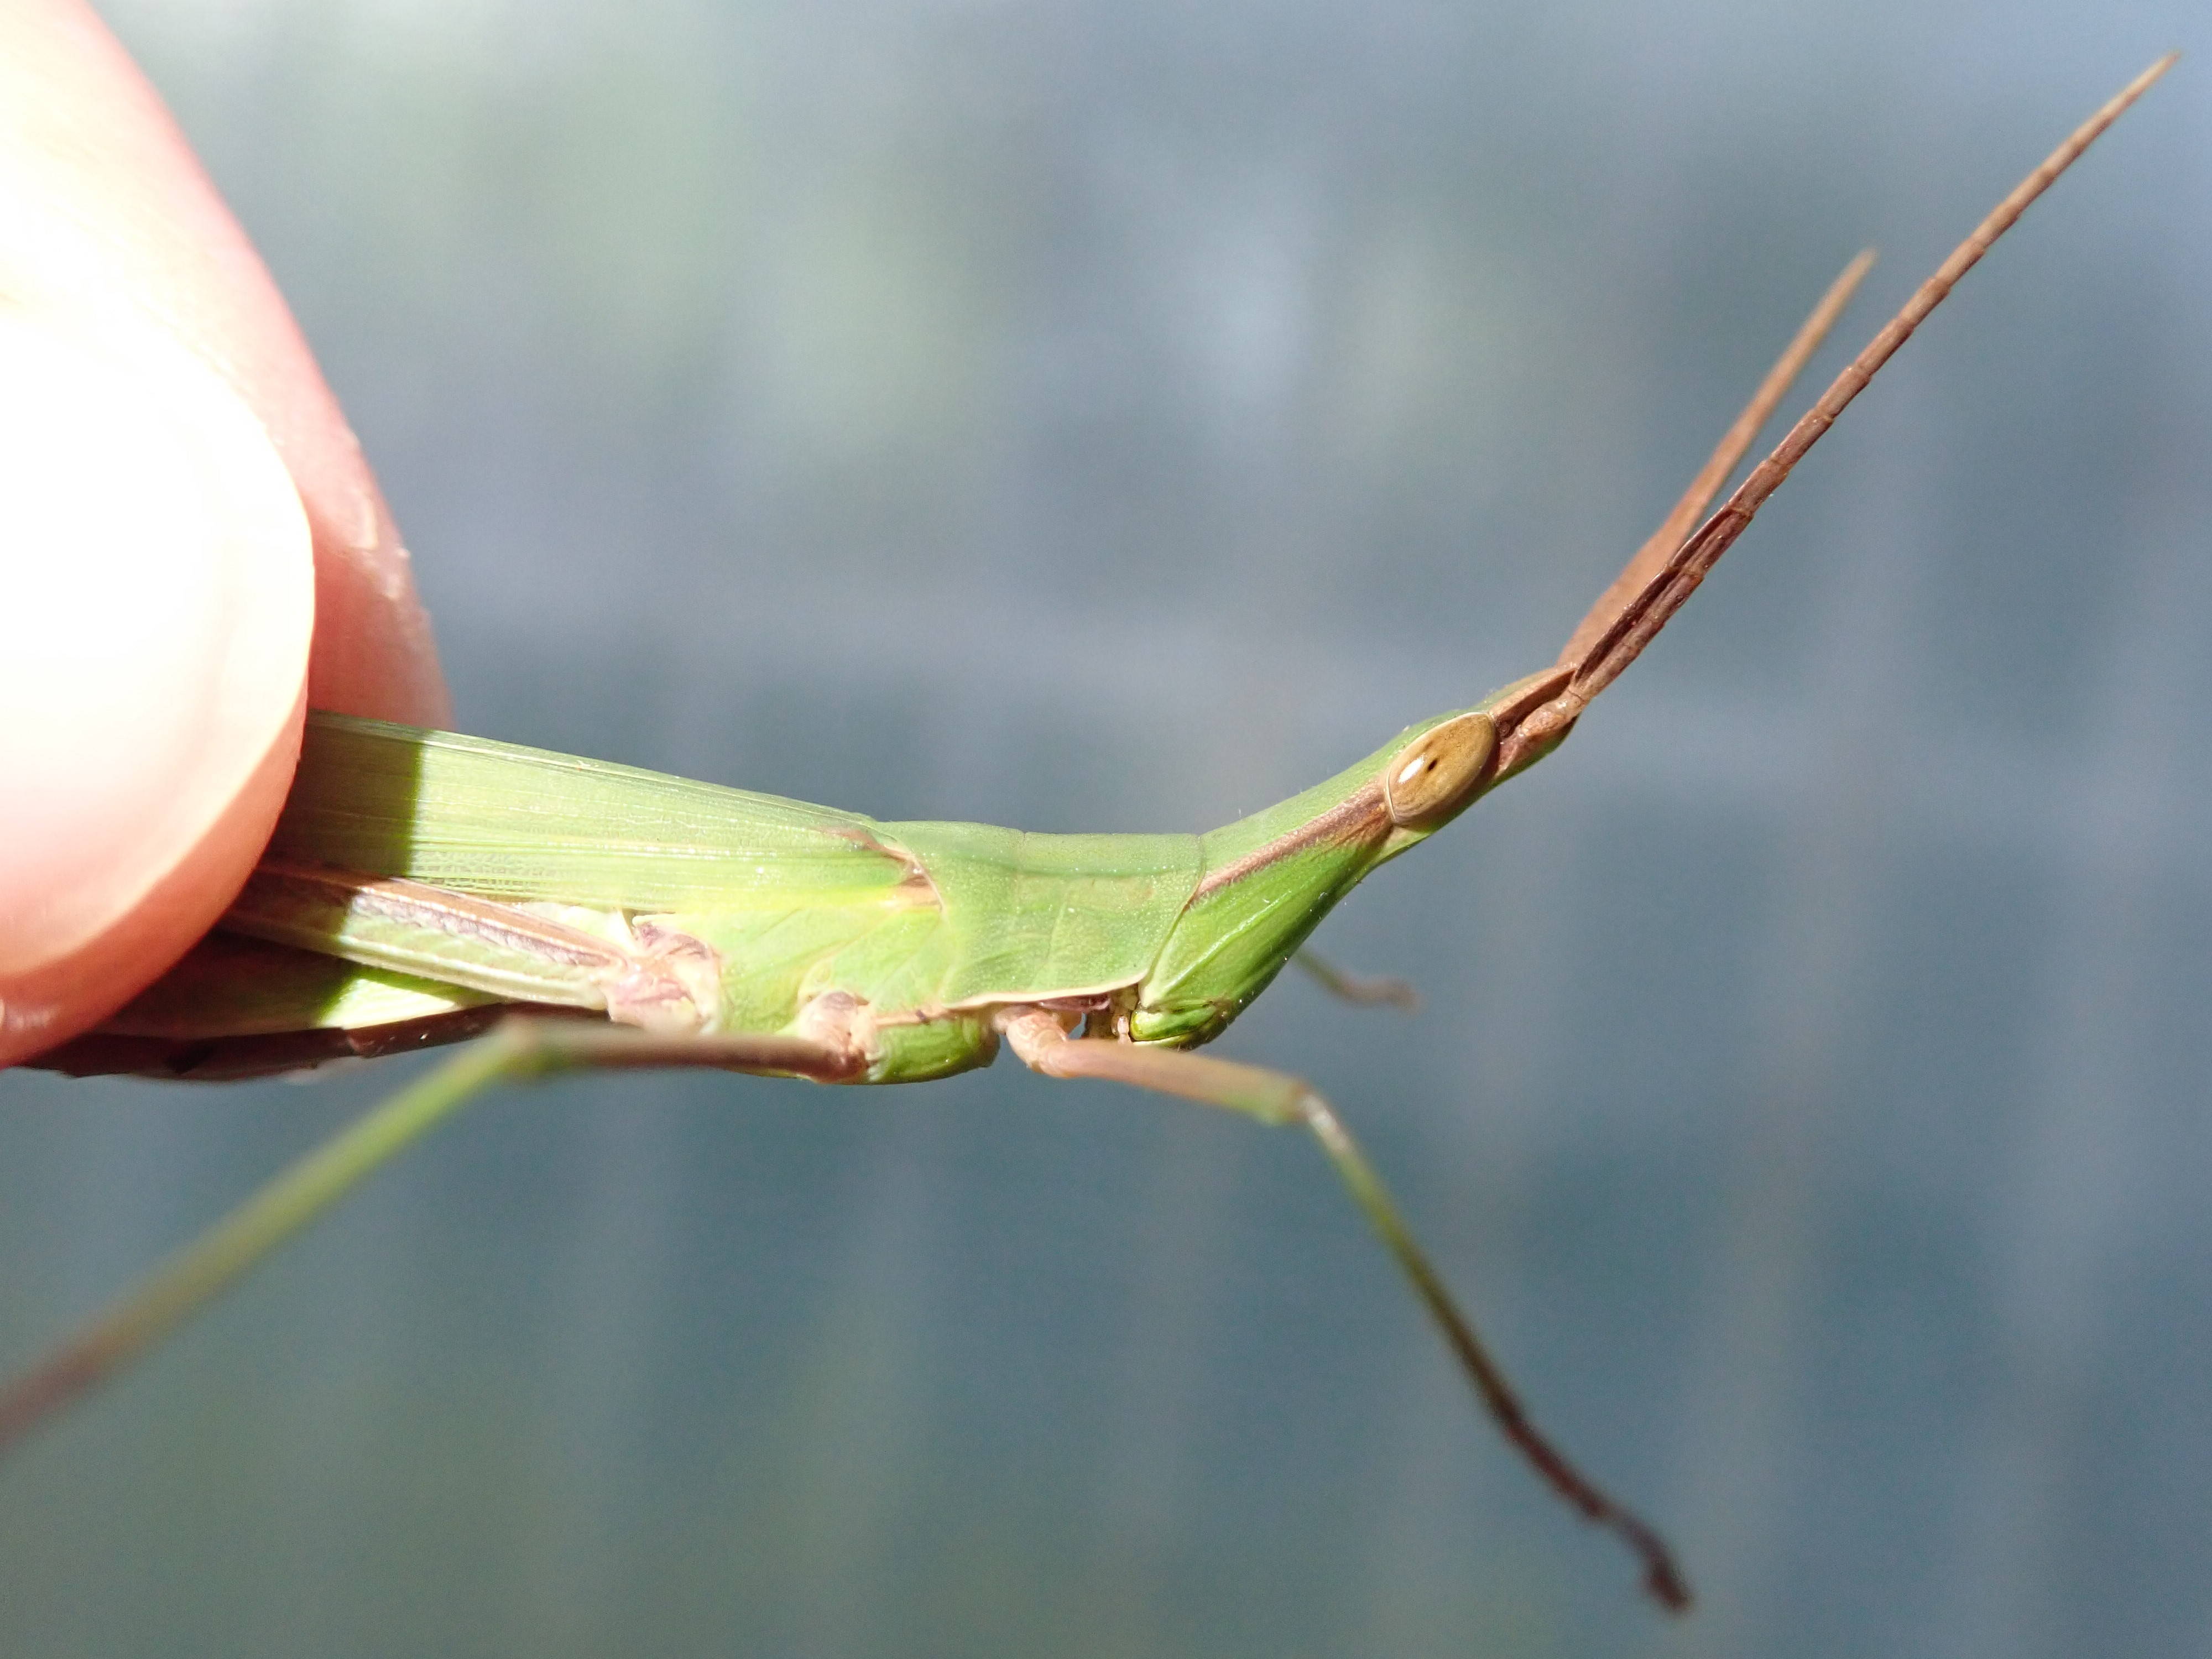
[1495,53,2177,778]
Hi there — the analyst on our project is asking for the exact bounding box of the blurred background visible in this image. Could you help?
[4,2,2208,1655]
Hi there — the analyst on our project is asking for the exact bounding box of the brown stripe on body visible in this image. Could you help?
[238,863,635,973]
[1191,784,1392,901]
[229,863,724,1033]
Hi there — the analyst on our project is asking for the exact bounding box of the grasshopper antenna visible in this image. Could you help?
[1494,51,2178,777]
[1555,248,1877,674]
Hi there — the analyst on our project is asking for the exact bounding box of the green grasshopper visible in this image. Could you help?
[8,58,2172,1612]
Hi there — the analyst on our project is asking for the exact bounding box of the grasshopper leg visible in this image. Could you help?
[997,1008,1690,1612]
[1291,948,1421,1013]
[0,1018,861,1455]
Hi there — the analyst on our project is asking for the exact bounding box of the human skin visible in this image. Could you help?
[0,0,448,1065]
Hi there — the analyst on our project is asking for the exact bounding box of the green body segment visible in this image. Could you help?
[265,718,1224,1079]
[115,696,1529,1079]
[107,930,497,1038]
[1136,723,1434,1044]
[270,717,906,910]
[870,823,1202,1007]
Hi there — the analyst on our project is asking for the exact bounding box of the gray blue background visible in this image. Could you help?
[4,3,2209,1655]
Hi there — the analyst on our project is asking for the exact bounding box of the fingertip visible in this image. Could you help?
[0,0,451,732]
[0,313,313,1064]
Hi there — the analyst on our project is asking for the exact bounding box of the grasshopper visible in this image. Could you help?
[11,56,2174,1611]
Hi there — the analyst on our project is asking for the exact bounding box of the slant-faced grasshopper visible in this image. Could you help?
[8,57,2173,1612]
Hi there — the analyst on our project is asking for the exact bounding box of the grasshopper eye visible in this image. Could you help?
[1383,712,1498,827]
